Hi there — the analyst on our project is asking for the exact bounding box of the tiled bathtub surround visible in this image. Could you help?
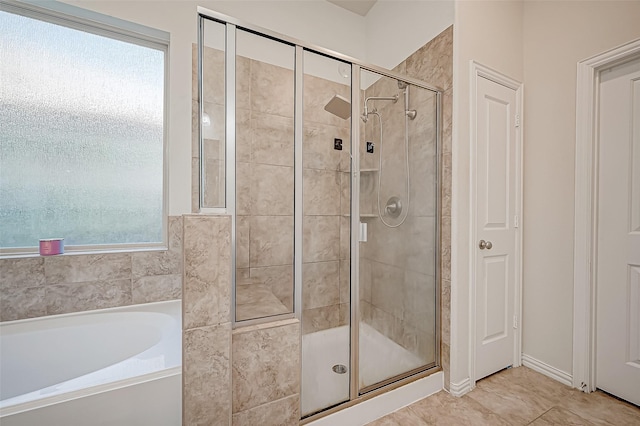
[182,215,232,426]
[0,216,183,321]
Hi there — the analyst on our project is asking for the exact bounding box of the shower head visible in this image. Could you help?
[324,94,351,120]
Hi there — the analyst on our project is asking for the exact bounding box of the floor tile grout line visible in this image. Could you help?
[525,407,554,425]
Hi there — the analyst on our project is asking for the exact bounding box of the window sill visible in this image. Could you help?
[0,245,170,260]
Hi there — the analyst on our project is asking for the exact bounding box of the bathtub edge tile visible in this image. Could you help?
[183,322,231,426]
[45,279,132,315]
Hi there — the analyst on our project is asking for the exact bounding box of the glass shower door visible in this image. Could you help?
[300,50,352,417]
[358,68,438,392]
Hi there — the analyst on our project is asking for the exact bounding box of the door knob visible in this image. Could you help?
[479,240,493,250]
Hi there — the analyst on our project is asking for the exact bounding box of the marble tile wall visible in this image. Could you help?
[0,216,183,322]
[182,215,232,426]
[359,26,452,385]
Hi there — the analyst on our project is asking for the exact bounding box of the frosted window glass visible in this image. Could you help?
[0,11,165,249]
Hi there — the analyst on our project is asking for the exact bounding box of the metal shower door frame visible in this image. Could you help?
[196,6,442,421]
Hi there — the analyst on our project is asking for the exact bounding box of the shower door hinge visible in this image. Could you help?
[513,315,518,329]
[515,114,521,128]
[514,215,519,228]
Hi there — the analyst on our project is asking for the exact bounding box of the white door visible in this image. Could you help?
[474,75,519,380]
[596,56,640,406]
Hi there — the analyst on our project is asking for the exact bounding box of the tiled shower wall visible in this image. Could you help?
[360,27,453,387]
[301,72,351,334]
[192,45,297,312]
[192,45,352,327]
[235,56,295,311]
[359,25,452,383]
[359,72,438,364]
[182,215,301,426]
[0,216,183,321]
[403,25,453,387]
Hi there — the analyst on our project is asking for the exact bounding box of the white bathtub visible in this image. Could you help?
[0,300,182,426]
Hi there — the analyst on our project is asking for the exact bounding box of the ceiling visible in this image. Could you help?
[326,0,378,16]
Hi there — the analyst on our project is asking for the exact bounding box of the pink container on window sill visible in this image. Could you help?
[39,238,64,256]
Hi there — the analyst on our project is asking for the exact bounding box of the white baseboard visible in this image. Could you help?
[521,354,573,387]
[306,372,443,426]
[449,378,472,397]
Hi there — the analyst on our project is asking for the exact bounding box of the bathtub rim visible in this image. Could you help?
[0,299,182,418]
[0,298,181,327]
[0,366,181,418]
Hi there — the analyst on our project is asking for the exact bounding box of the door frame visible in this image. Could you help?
[573,38,640,393]
[469,60,524,388]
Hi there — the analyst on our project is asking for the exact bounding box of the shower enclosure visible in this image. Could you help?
[197,8,440,421]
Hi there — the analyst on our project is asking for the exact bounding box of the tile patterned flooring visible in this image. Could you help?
[366,366,640,425]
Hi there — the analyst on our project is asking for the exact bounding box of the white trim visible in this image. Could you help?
[573,38,640,393]
[449,378,472,397]
[0,0,170,45]
[468,61,524,388]
[522,354,573,388]
[306,372,443,426]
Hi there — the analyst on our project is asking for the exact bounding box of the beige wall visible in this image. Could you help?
[522,0,640,373]
[452,0,524,387]
[365,0,454,70]
[453,0,640,385]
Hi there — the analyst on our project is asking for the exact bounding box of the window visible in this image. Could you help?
[0,3,168,253]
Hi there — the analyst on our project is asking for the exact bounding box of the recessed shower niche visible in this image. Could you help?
[197,10,441,421]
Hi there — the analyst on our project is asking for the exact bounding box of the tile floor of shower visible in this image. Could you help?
[366,366,640,425]
[301,323,425,416]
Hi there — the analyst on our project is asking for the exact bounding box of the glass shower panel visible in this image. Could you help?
[200,19,226,209]
[234,29,295,322]
[301,51,351,417]
[358,69,438,392]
